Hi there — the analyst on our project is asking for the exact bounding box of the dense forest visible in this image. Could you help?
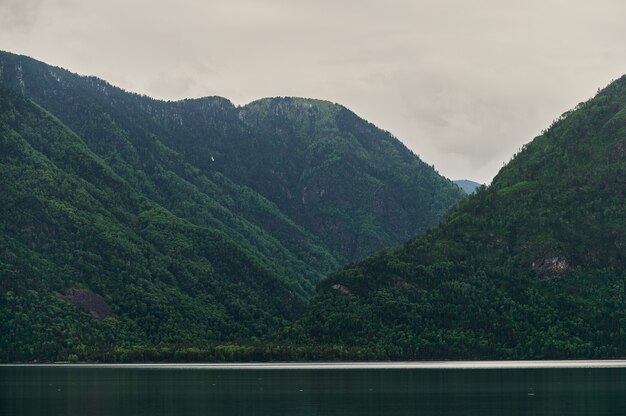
[85,80,626,361]
[0,52,463,362]
[0,51,463,269]
[1,51,623,362]
[288,76,626,360]
[0,86,306,361]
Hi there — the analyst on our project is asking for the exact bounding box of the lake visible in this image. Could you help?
[2,362,626,415]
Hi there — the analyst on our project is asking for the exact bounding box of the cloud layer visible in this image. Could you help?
[2,0,625,182]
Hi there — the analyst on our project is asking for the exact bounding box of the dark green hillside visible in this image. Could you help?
[0,87,301,362]
[0,51,342,297]
[232,98,463,260]
[0,51,464,266]
[290,76,626,359]
[147,95,463,260]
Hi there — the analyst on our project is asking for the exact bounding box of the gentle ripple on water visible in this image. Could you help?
[2,362,626,416]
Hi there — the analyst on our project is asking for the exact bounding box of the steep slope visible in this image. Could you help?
[290,76,626,359]
[148,96,463,261]
[0,51,464,266]
[0,51,342,297]
[232,98,463,260]
[0,87,301,362]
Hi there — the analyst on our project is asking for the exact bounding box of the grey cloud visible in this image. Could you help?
[1,0,625,182]
[148,74,199,100]
[0,0,42,30]
[146,71,217,101]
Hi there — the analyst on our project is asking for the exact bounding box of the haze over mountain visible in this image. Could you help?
[453,180,482,194]
[0,52,464,361]
[289,76,626,359]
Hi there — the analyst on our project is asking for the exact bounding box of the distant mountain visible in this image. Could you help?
[289,76,626,359]
[453,179,482,194]
[0,51,464,361]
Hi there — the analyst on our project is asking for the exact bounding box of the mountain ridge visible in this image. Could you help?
[0,51,465,361]
[0,85,302,361]
[0,50,464,266]
[288,75,626,359]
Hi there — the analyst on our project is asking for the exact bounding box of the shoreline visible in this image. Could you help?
[3,360,626,370]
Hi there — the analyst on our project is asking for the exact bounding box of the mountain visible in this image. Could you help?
[453,179,482,194]
[0,86,300,361]
[288,76,626,360]
[0,51,463,274]
[0,51,464,361]
[0,52,340,300]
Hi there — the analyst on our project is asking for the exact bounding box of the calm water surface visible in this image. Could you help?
[2,363,626,415]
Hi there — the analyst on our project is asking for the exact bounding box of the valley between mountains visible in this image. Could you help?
[0,51,624,362]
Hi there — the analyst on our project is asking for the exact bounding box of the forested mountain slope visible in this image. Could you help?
[290,76,626,359]
[0,87,301,361]
[228,97,463,260]
[0,51,466,362]
[0,52,341,298]
[0,51,464,268]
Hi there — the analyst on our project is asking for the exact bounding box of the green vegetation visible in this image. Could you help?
[0,51,463,288]
[4,50,622,362]
[289,76,626,359]
[0,86,305,361]
[0,52,463,362]
[233,97,464,260]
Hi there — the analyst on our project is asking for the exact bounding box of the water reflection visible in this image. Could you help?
[2,366,626,415]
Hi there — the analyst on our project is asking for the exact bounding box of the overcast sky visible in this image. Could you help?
[1,0,625,183]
